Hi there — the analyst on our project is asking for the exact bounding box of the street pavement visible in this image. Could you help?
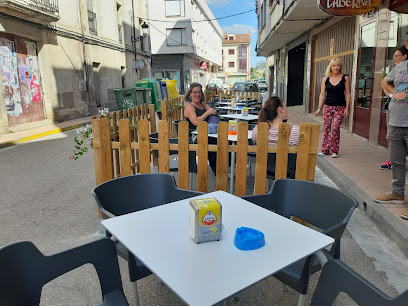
[1,97,407,304]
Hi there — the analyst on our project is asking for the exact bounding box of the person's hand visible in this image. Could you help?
[206,108,217,116]
[344,108,349,118]
[314,107,321,117]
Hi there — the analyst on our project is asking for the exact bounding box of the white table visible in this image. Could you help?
[216,106,255,111]
[192,130,253,193]
[215,101,249,106]
[102,191,334,306]
[220,113,259,121]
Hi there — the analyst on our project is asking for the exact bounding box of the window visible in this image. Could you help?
[228,36,234,40]
[229,62,234,67]
[165,0,185,17]
[239,60,247,70]
[239,46,247,57]
[117,3,122,43]
[87,0,97,35]
[166,28,186,46]
[228,49,234,55]
[263,0,267,28]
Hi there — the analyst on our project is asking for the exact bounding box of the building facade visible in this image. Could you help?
[257,0,408,148]
[149,0,223,94]
[0,0,151,134]
[218,33,251,86]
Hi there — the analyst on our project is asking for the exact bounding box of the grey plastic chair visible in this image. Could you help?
[241,179,358,305]
[0,238,128,306]
[92,173,203,304]
[311,259,408,306]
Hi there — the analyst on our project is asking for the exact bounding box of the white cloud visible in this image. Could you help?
[205,0,235,8]
[222,24,256,34]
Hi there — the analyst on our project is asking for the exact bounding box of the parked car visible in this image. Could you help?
[252,79,259,84]
[206,83,218,93]
[257,80,267,92]
[231,82,263,103]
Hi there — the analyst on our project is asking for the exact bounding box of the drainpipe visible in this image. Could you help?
[78,1,91,110]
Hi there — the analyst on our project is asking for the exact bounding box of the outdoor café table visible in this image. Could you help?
[220,113,259,121]
[216,106,255,111]
[215,101,248,106]
[192,130,253,194]
[102,190,334,306]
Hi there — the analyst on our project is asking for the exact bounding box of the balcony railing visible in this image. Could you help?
[0,0,60,24]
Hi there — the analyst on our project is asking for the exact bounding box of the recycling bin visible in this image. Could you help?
[159,81,168,101]
[161,79,180,99]
[113,87,145,110]
[136,78,162,111]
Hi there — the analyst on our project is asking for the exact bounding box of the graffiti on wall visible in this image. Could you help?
[0,38,22,117]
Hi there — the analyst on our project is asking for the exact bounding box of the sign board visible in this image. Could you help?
[135,60,144,70]
[318,0,383,15]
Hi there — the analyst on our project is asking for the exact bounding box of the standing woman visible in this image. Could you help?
[314,58,351,158]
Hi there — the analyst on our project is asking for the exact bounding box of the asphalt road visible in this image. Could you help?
[0,105,407,305]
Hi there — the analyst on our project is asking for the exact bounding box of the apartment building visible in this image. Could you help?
[218,33,251,86]
[0,0,151,134]
[149,0,223,93]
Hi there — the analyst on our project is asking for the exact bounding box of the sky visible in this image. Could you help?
[205,0,265,68]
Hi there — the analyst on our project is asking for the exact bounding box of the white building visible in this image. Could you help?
[149,0,223,93]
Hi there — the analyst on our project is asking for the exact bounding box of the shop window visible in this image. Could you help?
[165,0,185,17]
[166,28,186,46]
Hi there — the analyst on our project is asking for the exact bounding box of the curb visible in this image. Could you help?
[0,123,89,150]
[317,156,408,258]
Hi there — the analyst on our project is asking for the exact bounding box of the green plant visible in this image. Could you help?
[8,130,14,133]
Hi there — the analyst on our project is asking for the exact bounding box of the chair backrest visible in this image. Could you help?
[92,173,202,217]
[0,238,127,306]
[311,260,408,306]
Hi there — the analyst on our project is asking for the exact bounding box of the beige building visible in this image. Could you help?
[218,33,251,85]
[0,0,151,134]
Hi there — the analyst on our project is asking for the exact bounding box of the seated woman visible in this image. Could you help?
[184,82,218,173]
[252,96,299,146]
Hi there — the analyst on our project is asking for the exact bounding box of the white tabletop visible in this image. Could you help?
[216,106,255,111]
[192,130,252,142]
[215,102,249,106]
[220,113,259,121]
[102,191,334,306]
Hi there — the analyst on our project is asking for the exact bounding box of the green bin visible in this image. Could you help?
[135,78,162,111]
[113,87,144,110]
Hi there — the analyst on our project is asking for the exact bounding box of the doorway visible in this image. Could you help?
[353,21,376,139]
[287,43,305,106]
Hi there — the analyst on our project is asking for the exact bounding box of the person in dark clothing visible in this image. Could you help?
[314,57,351,158]
[184,83,219,173]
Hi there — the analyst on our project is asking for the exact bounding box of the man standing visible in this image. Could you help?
[374,34,408,220]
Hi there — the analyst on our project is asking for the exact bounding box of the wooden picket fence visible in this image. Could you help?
[161,97,184,138]
[92,119,319,198]
[205,90,259,102]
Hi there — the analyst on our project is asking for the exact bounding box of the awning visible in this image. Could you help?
[257,0,331,56]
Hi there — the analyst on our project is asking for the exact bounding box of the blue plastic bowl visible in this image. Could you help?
[234,227,265,251]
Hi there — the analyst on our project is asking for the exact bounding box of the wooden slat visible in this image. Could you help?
[197,121,208,192]
[112,112,120,178]
[178,121,189,189]
[158,121,170,173]
[235,122,249,196]
[138,120,151,174]
[216,121,228,191]
[254,122,269,194]
[275,123,290,179]
[295,123,311,180]
[307,124,320,181]
[119,119,132,177]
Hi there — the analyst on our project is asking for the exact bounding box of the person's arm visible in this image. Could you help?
[344,76,351,118]
[381,78,395,96]
[184,103,217,127]
[314,77,326,116]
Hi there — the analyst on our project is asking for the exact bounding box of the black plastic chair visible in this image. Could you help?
[0,238,128,306]
[92,173,203,304]
[241,179,358,305]
[311,259,408,306]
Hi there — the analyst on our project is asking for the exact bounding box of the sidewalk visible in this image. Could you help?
[1,110,407,257]
[287,105,408,257]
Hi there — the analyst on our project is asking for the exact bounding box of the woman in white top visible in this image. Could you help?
[252,96,299,146]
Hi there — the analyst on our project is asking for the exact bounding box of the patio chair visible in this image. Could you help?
[311,259,408,306]
[92,173,203,305]
[0,238,128,306]
[241,179,358,306]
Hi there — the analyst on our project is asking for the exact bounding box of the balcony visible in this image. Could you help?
[0,0,59,25]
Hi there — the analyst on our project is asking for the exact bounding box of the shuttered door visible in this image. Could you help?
[310,18,356,128]
[0,33,44,127]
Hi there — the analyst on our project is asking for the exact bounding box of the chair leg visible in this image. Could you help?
[132,281,140,306]
[297,294,306,306]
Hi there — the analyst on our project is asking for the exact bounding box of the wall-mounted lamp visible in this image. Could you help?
[133,22,149,42]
